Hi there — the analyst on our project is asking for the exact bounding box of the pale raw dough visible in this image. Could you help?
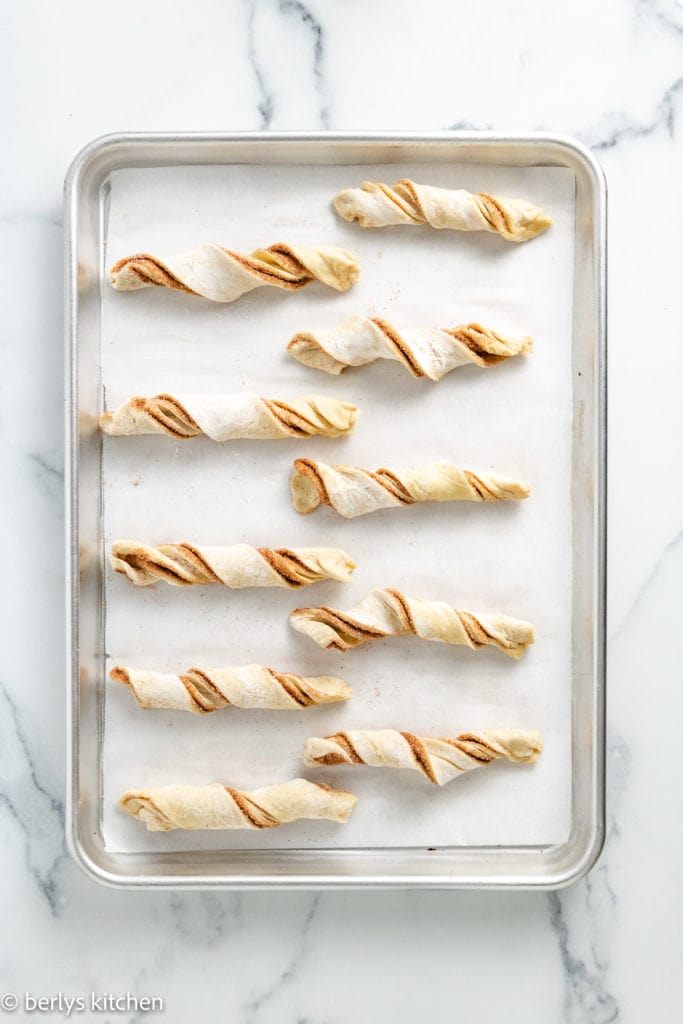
[333,180,552,241]
[291,588,534,658]
[109,242,360,301]
[111,541,356,589]
[100,392,359,440]
[303,729,543,785]
[110,664,352,712]
[291,458,530,517]
[120,778,358,831]
[288,316,532,379]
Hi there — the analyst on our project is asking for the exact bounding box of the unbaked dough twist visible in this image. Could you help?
[110,664,352,712]
[120,778,357,831]
[290,588,534,658]
[303,729,543,785]
[333,180,552,241]
[109,242,360,302]
[288,316,532,379]
[100,392,359,440]
[111,542,356,588]
[291,459,530,517]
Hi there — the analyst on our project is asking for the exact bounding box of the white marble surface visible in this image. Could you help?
[2,1,682,1020]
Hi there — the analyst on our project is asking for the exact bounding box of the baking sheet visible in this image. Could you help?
[100,161,575,853]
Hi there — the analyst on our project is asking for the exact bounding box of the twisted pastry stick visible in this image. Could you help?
[333,180,552,242]
[288,317,532,379]
[291,459,530,517]
[111,542,356,589]
[110,664,352,713]
[109,242,360,302]
[303,729,543,785]
[100,392,359,440]
[291,588,534,659]
[120,778,357,831]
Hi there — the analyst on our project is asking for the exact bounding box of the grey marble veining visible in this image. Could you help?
[243,895,320,1024]
[246,0,275,129]
[447,73,683,153]
[610,526,683,640]
[548,887,619,1024]
[582,75,683,150]
[245,0,330,129]
[545,730,629,1024]
[278,1,329,128]
[0,684,66,914]
[1,0,682,1020]
[637,0,683,34]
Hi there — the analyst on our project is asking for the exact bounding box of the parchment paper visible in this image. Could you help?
[100,160,575,852]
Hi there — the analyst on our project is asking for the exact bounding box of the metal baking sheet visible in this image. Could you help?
[65,132,606,889]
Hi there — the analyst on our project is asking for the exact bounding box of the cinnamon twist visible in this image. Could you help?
[288,317,532,379]
[111,542,356,589]
[120,778,357,831]
[303,729,543,785]
[110,664,352,713]
[100,392,359,440]
[290,588,534,659]
[291,459,530,517]
[109,242,360,302]
[333,180,552,242]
